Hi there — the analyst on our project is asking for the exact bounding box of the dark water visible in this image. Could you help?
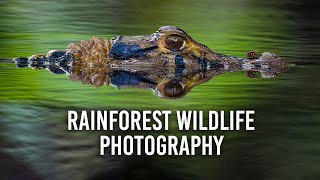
[0,0,320,179]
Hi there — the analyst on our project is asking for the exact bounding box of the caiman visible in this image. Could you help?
[13,26,288,98]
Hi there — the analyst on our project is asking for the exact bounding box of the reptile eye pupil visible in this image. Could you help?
[164,35,184,50]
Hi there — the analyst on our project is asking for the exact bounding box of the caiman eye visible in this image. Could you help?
[164,35,185,50]
[163,80,184,97]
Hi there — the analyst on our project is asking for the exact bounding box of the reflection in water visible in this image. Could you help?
[13,26,288,98]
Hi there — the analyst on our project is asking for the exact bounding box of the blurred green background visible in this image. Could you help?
[0,0,319,179]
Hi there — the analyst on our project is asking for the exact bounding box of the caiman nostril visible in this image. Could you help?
[47,50,66,58]
[13,57,28,68]
[28,55,46,69]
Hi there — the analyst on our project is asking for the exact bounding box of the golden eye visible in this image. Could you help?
[164,35,185,50]
[162,80,184,97]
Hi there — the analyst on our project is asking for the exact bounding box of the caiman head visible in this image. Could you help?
[105,26,217,67]
[65,26,228,99]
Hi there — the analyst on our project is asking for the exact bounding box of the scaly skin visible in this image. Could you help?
[13,26,289,98]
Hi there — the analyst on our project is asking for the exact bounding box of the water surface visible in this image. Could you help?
[0,0,319,179]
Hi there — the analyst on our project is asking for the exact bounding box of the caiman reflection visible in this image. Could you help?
[13,26,288,99]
